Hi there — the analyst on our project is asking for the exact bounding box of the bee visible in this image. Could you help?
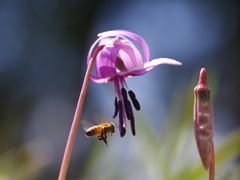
[83,121,116,146]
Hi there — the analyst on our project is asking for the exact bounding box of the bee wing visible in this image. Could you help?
[92,113,110,124]
[92,113,118,126]
[81,119,96,131]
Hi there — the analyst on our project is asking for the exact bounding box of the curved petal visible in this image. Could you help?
[88,30,152,80]
[117,58,182,76]
[87,36,103,64]
[119,43,143,70]
[98,37,113,46]
[90,74,111,83]
[98,30,150,62]
[96,46,117,78]
[99,43,128,77]
[87,36,114,65]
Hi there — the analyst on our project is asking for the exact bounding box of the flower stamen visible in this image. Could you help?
[113,97,119,118]
[118,100,126,137]
[121,88,131,120]
[121,87,136,136]
[128,90,141,110]
[127,99,135,136]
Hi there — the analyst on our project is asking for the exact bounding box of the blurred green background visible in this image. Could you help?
[0,0,240,179]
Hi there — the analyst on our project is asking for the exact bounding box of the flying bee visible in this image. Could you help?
[83,121,116,146]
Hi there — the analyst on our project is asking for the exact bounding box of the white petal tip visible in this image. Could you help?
[175,61,182,65]
[152,58,182,66]
[164,59,182,65]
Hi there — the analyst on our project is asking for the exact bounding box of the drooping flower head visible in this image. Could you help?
[87,30,182,137]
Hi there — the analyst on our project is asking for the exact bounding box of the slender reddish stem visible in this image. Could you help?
[58,45,104,180]
[209,141,215,180]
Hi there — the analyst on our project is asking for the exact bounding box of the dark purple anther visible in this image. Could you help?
[122,127,126,137]
[127,100,134,121]
[127,100,136,136]
[121,88,128,99]
[113,97,119,118]
[128,90,140,110]
[118,100,126,137]
[122,88,131,120]
[130,115,135,136]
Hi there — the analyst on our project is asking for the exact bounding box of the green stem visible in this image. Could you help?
[58,45,104,180]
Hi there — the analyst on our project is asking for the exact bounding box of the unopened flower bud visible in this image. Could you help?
[193,68,214,170]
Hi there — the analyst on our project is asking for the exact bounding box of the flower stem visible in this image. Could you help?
[58,45,104,180]
[209,141,215,180]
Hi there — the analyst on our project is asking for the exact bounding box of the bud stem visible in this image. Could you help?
[209,141,215,180]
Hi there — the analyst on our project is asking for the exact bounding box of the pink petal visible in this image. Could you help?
[119,43,143,69]
[117,58,182,76]
[87,36,102,64]
[90,74,111,83]
[98,30,150,62]
[96,45,119,78]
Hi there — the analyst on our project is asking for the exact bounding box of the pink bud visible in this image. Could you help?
[193,68,214,170]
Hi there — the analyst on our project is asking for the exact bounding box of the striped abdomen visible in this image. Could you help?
[85,126,102,137]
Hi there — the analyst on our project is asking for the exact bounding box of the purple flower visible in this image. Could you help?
[194,68,215,179]
[87,30,182,137]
